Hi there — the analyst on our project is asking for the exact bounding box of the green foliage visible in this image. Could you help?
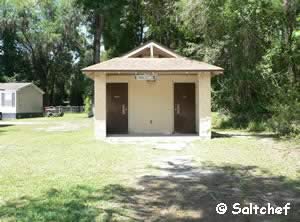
[212,112,230,129]
[84,96,92,114]
[102,0,144,57]
[178,0,300,136]
[0,0,90,105]
[142,0,183,47]
[247,121,268,132]
[0,0,299,135]
[269,86,300,135]
[212,112,249,129]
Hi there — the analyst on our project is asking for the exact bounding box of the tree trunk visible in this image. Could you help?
[139,15,144,43]
[283,0,297,82]
[93,13,104,64]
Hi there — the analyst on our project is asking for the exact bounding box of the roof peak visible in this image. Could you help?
[122,41,181,58]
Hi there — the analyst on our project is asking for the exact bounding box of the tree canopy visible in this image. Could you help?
[0,0,299,135]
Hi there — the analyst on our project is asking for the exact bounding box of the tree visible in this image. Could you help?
[103,0,145,57]
[0,0,31,81]
[76,0,128,63]
[0,0,298,134]
[142,0,182,47]
[0,0,88,105]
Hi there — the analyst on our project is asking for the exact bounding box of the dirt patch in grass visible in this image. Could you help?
[35,121,90,132]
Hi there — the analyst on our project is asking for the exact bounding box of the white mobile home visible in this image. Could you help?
[0,83,44,119]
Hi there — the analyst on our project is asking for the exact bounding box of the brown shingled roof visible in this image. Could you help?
[82,57,224,73]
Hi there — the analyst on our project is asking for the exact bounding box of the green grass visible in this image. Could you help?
[0,114,158,200]
[188,138,299,179]
[0,114,299,221]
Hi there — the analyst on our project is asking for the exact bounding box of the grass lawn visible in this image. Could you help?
[0,114,299,221]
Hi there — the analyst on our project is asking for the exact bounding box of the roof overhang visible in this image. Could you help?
[84,70,223,80]
[82,41,224,80]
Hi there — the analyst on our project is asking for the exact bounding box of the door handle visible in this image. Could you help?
[122,104,127,115]
[175,104,180,115]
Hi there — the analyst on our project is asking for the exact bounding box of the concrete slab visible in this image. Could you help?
[105,134,200,144]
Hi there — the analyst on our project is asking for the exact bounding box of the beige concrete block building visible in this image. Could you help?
[82,41,223,139]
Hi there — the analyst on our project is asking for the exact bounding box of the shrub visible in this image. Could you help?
[269,87,300,136]
[212,112,231,129]
[84,96,92,114]
[270,104,300,136]
[247,121,267,132]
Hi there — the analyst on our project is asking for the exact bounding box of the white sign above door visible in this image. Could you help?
[135,73,157,81]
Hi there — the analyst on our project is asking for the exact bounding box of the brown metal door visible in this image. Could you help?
[174,83,196,133]
[107,83,128,134]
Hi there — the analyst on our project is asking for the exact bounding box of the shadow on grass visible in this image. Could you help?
[0,164,299,221]
[0,129,7,135]
[0,126,11,136]
[0,184,139,222]
[212,131,279,139]
[0,125,13,127]
[138,163,299,221]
